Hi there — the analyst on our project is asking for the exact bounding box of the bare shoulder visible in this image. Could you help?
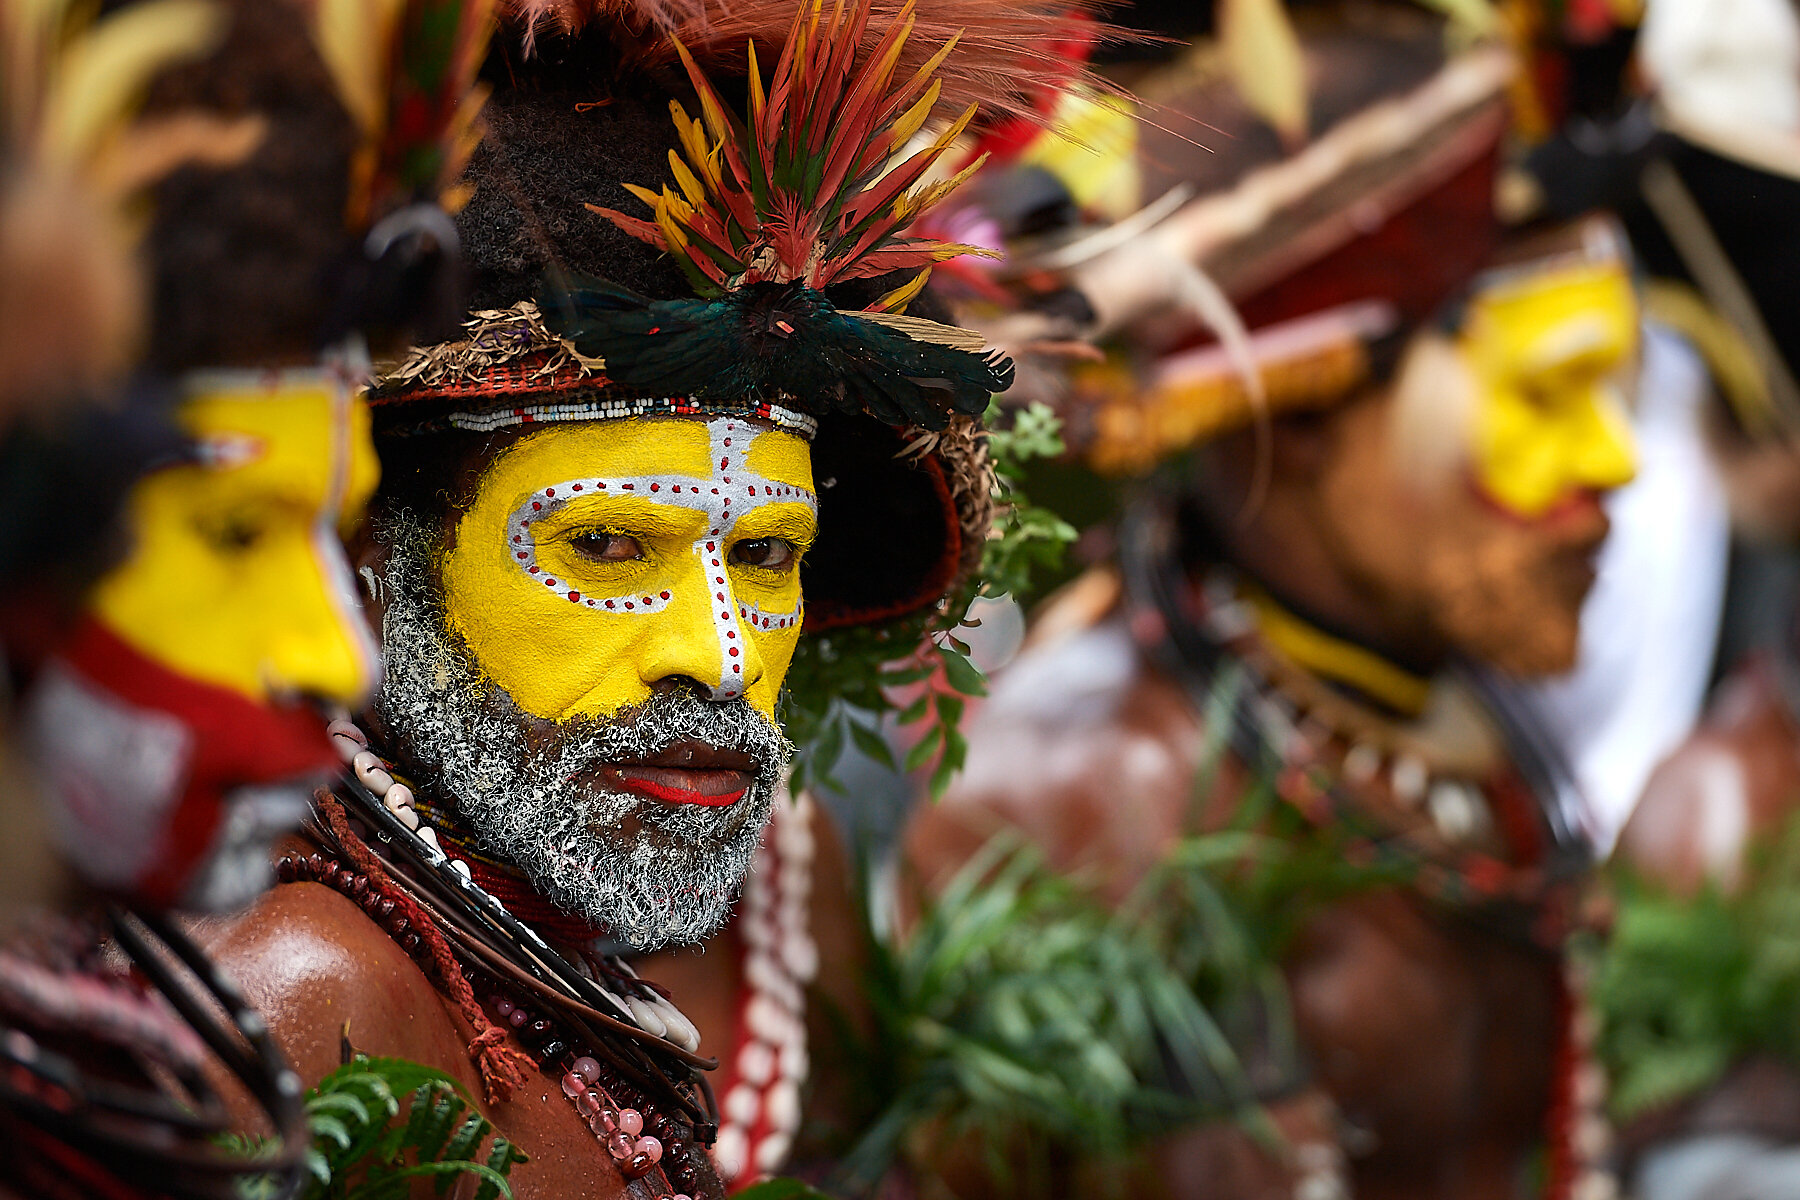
[1618,660,1800,895]
[906,618,1208,901]
[199,879,471,1088]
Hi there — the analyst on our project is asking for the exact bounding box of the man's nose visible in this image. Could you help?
[262,533,381,708]
[638,589,764,702]
[1569,388,1638,494]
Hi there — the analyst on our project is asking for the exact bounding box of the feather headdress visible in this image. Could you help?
[543,0,1015,429]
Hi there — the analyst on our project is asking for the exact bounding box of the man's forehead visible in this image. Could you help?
[478,415,814,492]
[1466,263,1637,371]
[178,384,374,512]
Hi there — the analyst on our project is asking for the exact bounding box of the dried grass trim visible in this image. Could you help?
[376,301,605,392]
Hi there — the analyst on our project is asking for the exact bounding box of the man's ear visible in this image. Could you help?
[347,523,389,642]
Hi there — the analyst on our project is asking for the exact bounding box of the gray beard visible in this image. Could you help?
[373,511,790,951]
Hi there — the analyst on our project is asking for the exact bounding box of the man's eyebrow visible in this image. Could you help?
[530,494,709,533]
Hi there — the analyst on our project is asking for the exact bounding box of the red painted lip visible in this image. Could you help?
[596,740,758,807]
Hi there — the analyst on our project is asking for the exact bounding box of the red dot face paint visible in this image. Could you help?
[447,416,816,722]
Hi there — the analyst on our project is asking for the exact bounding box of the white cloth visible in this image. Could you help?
[1642,0,1800,139]
[1521,322,1731,855]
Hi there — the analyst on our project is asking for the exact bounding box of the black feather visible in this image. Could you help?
[539,274,1012,430]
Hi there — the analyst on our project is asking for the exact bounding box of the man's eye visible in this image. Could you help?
[200,516,265,554]
[730,537,797,570]
[570,531,643,562]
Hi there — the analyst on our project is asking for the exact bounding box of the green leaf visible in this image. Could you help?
[936,645,987,698]
[735,1179,837,1200]
[903,724,943,773]
[848,716,898,769]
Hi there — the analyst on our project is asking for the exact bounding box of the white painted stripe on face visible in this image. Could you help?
[503,417,818,700]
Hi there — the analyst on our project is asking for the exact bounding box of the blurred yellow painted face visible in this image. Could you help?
[440,416,817,723]
[1463,257,1640,518]
[88,370,381,708]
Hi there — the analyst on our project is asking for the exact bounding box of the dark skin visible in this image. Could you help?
[198,486,870,1197]
[907,382,1597,1200]
[203,795,863,1199]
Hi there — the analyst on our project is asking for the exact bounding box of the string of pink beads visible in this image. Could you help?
[560,1053,689,1195]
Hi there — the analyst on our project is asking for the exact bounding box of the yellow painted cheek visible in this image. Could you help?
[743,621,803,720]
[1474,384,1639,516]
[443,528,739,722]
[90,481,375,705]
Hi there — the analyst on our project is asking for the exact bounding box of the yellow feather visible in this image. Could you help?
[1219,0,1308,146]
[654,193,693,254]
[888,78,941,152]
[894,30,960,110]
[312,0,405,136]
[747,39,766,126]
[42,0,227,169]
[870,267,930,313]
[624,182,664,208]
[671,38,731,144]
[669,148,708,208]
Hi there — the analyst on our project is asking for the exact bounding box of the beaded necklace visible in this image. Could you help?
[306,718,727,1200]
[709,792,819,1186]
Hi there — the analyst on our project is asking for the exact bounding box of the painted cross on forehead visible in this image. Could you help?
[503,416,817,701]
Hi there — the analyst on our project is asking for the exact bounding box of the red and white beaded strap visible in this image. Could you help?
[712,792,819,1186]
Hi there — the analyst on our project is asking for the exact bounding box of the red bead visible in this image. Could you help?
[622,1152,655,1180]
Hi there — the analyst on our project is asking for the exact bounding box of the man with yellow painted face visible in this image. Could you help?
[197,2,1052,1195]
[904,14,1642,1199]
[0,1,496,1195]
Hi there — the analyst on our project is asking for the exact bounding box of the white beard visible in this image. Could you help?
[373,512,790,951]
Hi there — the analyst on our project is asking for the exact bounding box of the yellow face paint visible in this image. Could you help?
[1463,259,1640,518]
[441,416,817,723]
[88,369,381,708]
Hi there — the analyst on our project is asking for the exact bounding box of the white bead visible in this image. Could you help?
[764,1078,801,1131]
[1343,742,1382,785]
[326,719,368,746]
[625,996,667,1039]
[654,1000,701,1051]
[1574,1113,1611,1160]
[780,931,819,983]
[1390,754,1428,807]
[330,732,365,764]
[736,1040,775,1086]
[778,863,811,907]
[1428,781,1485,843]
[351,751,394,796]
[1573,1060,1607,1109]
[723,1083,761,1126]
[739,912,776,950]
[416,826,442,854]
[779,1039,809,1082]
[745,994,790,1044]
[391,805,421,831]
[713,1125,748,1181]
[450,859,472,879]
[754,1131,792,1173]
[384,782,414,811]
